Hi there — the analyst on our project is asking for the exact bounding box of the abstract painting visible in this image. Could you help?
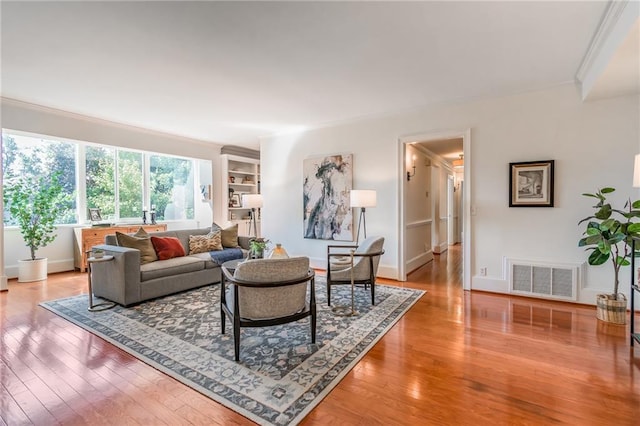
[303,153,353,240]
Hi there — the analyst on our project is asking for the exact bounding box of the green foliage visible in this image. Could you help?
[578,187,640,296]
[3,171,67,260]
[249,238,270,258]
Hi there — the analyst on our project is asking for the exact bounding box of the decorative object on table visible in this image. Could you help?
[89,207,103,222]
[150,205,157,225]
[3,171,67,282]
[303,153,353,240]
[142,209,148,224]
[350,189,377,243]
[327,236,385,306]
[248,237,269,259]
[92,248,105,259]
[242,193,263,237]
[509,160,554,207]
[40,279,424,426]
[268,243,289,259]
[221,256,315,361]
[578,187,640,324]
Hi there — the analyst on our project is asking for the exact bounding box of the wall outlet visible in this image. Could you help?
[480,267,487,276]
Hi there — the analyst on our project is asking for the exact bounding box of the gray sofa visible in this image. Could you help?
[91,227,250,307]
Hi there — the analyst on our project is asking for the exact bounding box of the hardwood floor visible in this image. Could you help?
[2,245,639,425]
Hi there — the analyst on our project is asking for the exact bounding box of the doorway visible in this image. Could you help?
[398,129,471,290]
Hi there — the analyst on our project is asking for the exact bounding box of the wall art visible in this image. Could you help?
[303,153,353,240]
[509,160,554,207]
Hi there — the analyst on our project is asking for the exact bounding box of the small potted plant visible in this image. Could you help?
[578,187,640,324]
[249,238,270,259]
[3,171,66,282]
[92,248,105,259]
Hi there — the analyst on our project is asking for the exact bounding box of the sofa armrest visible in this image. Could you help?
[238,236,252,250]
[90,244,142,306]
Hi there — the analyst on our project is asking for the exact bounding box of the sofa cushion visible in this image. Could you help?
[221,223,240,248]
[140,256,206,281]
[189,231,223,254]
[116,229,158,264]
[151,236,186,260]
[188,252,217,269]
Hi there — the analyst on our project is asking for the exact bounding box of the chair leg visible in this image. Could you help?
[327,281,331,306]
[371,281,375,305]
[220,306,226,334]
[311,312,316,344]
[233,318,241,361]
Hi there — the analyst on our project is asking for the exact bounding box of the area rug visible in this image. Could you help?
[40,278,424,425]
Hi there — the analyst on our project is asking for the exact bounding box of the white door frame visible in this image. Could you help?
[398,128,471,290]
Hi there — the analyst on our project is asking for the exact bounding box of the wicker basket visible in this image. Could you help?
[596,293,627,325]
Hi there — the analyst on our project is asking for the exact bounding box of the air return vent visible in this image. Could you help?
[507,258,580,301]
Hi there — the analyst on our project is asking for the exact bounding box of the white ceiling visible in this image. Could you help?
[1,1,634,150]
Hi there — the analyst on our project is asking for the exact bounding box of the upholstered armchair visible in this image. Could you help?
[220,257,316,361]
[326,236,385,306]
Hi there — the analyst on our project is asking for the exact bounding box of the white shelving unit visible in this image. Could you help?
[221,154,260,235]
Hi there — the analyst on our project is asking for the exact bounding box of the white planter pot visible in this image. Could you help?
[18,258,48,282]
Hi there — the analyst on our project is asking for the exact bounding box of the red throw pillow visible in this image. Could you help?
[151,236,186,260]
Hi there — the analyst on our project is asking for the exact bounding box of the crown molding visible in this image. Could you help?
[575,0,639,98]
[0,96,224,150]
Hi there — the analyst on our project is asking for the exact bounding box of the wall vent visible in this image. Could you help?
[507,258,581,301]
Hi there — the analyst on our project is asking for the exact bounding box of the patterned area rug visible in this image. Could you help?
[41,278,424,425]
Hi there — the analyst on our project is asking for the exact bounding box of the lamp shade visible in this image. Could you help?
[350,190,377,208]
[242,193,263,208]
[634,154,640,188]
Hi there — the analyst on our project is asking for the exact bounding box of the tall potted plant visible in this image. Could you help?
[3,171,65,282]
[578,187,640,324]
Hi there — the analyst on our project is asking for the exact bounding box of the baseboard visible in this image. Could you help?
[471,275,508,293]
[406,251,433,275]
[432,242,448,254]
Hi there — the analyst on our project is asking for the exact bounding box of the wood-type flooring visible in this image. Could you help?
[1,245,639,425]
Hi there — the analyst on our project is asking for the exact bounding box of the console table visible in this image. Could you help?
[73,224,167,272]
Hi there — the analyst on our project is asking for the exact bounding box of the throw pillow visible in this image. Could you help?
[115,230,158,264]
[221,223,240,248]
[151,236,186,260]
[189,231,223,254]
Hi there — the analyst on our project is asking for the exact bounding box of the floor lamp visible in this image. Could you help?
[350,189,377,244]
[242,193,263,237]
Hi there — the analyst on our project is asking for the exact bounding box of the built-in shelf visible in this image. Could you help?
[222,154,260,231]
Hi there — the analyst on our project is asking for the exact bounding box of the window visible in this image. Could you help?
[2,133,77,224]
[2,130,196,225]
[85,145,116,218]
[150,155,194,220]
[118,150,144,219]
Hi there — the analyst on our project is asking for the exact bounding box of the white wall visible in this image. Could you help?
[1,99,221,278]
[260,84,640,305]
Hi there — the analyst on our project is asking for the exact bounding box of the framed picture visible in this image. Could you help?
[509,160,554,207]
[231,194,241,207]
[89,208,102,222]
[303,153,353,240]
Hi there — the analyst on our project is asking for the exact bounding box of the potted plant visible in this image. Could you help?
[3,171,66,282]
[578,187,640,324]
[249,237,270,259]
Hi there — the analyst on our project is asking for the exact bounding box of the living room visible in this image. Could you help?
[1,1,639,425]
